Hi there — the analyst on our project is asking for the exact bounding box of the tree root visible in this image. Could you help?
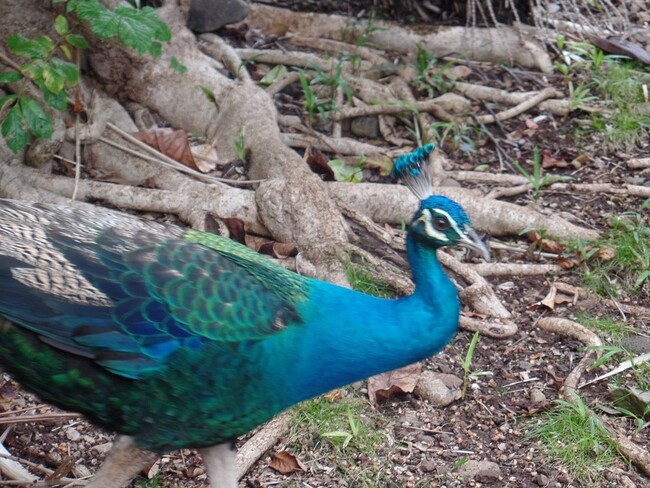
[236,412,291,481]
[246,4,553,73]
[537,317,650,478]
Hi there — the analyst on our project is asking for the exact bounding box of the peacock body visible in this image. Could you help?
[0,144,488,487]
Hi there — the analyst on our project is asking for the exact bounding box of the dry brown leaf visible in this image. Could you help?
[541,150,569,169]
[223,218,246,244]
[305,145,334,179]
[269,451,304,474]
[133,128,199,171]
[557,254,583,269]
[525,118,539,130]
[571,154,590,169]
[191,143,219,173]
[540,285,558,310]
[368,363,421,405]
[445,65,472,80]
[596,245,616,261]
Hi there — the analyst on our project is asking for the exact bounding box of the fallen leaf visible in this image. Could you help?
[541,150,569,168]
[258,241,298,259]
[223,218,246,244]
[570,154,590,169]
[445,65,472,80]
[191,143,219,173]
[362,153,393,176]
[557,254,583,269]
[525,118,539,130]
[305,146,334,179]
[591,36,650,65]
[540,239,563,254]
[368,363,421,405]
[539,286,557,310]
[596,245,616,261]
[269,451,304,474]
[133,128,200,171]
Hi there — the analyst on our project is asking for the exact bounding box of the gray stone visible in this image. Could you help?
[350,116,380,139]
[65,427,81,442]
[530,388,547,403]
[621,335,650,354]
[458,459,502,482]
[414,371,462,407]
[187,0,249,33]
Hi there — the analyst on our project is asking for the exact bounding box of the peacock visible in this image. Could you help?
[0,144,488,487]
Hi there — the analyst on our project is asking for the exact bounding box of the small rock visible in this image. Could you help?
[65,428,81,442]
[420,460,437,473]
[415,372,462,407]
[535,473,549,486]
[350,116,380,139]
[93,442,113,455]
[621,335,650,354]
[530,388,547,403]
[187,0,249,33]
[458,460,502,482]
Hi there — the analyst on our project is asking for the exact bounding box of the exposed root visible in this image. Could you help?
[538,317,650,478]
[236,412,291,481]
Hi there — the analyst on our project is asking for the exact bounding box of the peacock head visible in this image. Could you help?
[392,144,490,260]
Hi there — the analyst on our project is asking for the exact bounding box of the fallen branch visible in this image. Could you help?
[471,263,561,277]
[550,182,650,198]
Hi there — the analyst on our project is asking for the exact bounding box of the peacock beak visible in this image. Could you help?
[459,227,490,261]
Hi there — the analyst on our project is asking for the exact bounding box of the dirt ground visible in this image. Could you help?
[1,1,649,487]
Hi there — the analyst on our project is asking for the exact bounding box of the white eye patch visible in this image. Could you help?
[418,209,449,242]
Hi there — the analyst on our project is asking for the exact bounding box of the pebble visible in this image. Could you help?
[350,116,380,139]
[530,388,547,403]
[65,428,81,442]
[535,473,549,486]
[458,459,502,482]
[414,372,462,407]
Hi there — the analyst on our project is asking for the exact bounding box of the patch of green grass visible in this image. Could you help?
[575,207,650,297]
[134,475,161,488]
[346,263,397,298]
[529,397,620,483]
[576,313,637,339]
[287,394,391,486]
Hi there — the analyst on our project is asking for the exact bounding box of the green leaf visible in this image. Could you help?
[201,86,216,103]
[6,34,52,59]
[0,94,18,110]
[41,65,66,94]
[20,98,53,139]
[52,57,80,85]
[33,78,68,111]
[635,270,650,288]
[0,71,23,84]
[1,104,28,153]
[170,57,187,74]
[114,6,170,55]
[260,65,288,85]
[65,34,89,49]
[328,159,362,183]
[54,15,70,35]
[59,44,73,61]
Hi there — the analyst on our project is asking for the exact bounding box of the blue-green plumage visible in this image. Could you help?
[0,146,488,485]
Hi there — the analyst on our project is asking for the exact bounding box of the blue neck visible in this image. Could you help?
[279,233,460,404]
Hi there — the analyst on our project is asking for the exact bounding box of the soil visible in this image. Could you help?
[0,1,649,488]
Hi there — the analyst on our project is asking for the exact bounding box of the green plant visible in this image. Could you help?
[0,0,171,152]
[576,313,637,339]
[310,59,353,103]
[529,397,620,483]
[584,344,629,370]
[321,410,361,448]
[234,126,246,161]
[346,261,396,298]
[413,45,454,97]
[578,208,650,297]
[429,121,476,153]
[134,475,161,488]
[298,71,335,124]
[460,331,491,399]
[568,81,597,109]
[512,147,572,200]
[328,157,364,183]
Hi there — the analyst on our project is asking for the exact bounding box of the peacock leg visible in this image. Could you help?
[199,442,238,488]
[86,435,158,488]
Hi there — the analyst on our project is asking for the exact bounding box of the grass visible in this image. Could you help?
[576,208,650,297]
[576,313,638,339]
[286,394,392,486]
[528,396,621,483]
[559,41,650,149]
[346,262,397,298]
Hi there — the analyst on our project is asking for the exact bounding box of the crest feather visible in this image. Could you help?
[391,144,434,200]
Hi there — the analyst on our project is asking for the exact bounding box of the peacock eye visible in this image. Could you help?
[432,216,450,231]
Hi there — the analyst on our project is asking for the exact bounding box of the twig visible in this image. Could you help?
[471,87,560,124]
